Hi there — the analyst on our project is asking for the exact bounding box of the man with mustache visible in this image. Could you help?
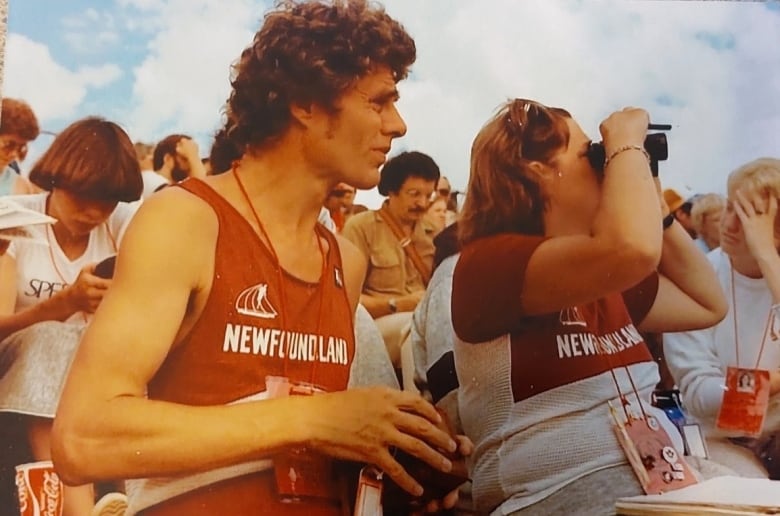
[342,151,440,367]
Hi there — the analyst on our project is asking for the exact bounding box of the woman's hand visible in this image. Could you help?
[733,189,778,261]
[63,263,112,313]
[599,107,649,153]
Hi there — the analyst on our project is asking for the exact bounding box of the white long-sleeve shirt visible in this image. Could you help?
[664,248,780,439]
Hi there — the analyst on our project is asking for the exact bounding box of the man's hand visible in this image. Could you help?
[414,434,474,514]
[176,138,201,164]
[176,138,208,179]
[301,387,458,497]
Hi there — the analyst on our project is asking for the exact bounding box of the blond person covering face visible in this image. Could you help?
[665,158,780,479]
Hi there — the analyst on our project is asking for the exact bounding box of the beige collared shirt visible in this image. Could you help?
[342,203,435,297]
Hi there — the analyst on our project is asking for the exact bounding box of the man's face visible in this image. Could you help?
[0,134,28,169]
[700,208,723,249]
[674,205,697,238]
[305,66,407,190]
[387,176,436,225]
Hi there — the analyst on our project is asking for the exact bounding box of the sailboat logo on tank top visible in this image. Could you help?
[559,306,587,327]
[235,283,278,319]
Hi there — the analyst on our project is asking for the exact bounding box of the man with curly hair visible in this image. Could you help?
[53,2,468,515]
[0,98,40,195]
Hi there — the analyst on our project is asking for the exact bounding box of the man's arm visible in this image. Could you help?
[53,188,293,483]
[360,290,423,318]
[53,191,459,497]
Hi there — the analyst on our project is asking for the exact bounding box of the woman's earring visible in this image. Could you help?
[557,169,563,179]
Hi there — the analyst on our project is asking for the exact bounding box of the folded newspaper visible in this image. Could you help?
[0,198,56,242]
[615,476,780,515]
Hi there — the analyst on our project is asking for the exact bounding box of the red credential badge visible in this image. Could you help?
[265,375,340,503]
[716,367,771,438]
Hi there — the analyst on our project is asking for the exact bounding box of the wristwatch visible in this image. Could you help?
[388,298,398,313]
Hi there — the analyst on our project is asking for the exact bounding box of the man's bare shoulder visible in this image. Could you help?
[135,184,219,233]
[117,185,220,294]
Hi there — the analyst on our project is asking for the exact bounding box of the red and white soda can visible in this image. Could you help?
[15,461,64,516]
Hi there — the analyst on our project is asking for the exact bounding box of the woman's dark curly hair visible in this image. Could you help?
[216,0,416,156]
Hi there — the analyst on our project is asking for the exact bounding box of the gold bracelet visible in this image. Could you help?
[604,144,651,169]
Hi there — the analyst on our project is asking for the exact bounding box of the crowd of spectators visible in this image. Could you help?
[0,1,778,515]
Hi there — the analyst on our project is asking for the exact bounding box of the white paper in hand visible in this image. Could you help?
[0,198,57,242]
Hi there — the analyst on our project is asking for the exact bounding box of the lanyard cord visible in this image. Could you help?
[730,263,772,370]
[588,298,650,422]
[233,169,327,383]
[604,339,650,422]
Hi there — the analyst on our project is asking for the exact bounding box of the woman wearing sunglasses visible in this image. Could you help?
[0,98,40,196]
[450,99,728,514]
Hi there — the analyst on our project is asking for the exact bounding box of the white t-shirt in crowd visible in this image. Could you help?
[5,193,140,323]
[141,170,170,200]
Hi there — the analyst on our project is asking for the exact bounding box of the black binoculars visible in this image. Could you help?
[587,124,670,176]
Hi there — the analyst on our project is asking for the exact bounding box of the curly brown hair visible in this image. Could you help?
[217,0,416,156]
[29,117,142,202]
[458,99,571,245]
[0,98,40,141]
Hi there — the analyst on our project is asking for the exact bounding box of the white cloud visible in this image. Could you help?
[376,0,780,202]
[9,0,776,208]
[116,0,166,11]
[61,7,119,54]
[3,34,122,122]
[108,0,776,207]
[119,0,266,149]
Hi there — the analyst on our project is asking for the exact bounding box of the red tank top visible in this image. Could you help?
[142,179,355,515]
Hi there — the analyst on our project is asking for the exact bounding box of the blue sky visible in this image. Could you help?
[4,0,780,208]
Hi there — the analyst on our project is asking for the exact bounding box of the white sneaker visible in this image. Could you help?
[91,492,128,516]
